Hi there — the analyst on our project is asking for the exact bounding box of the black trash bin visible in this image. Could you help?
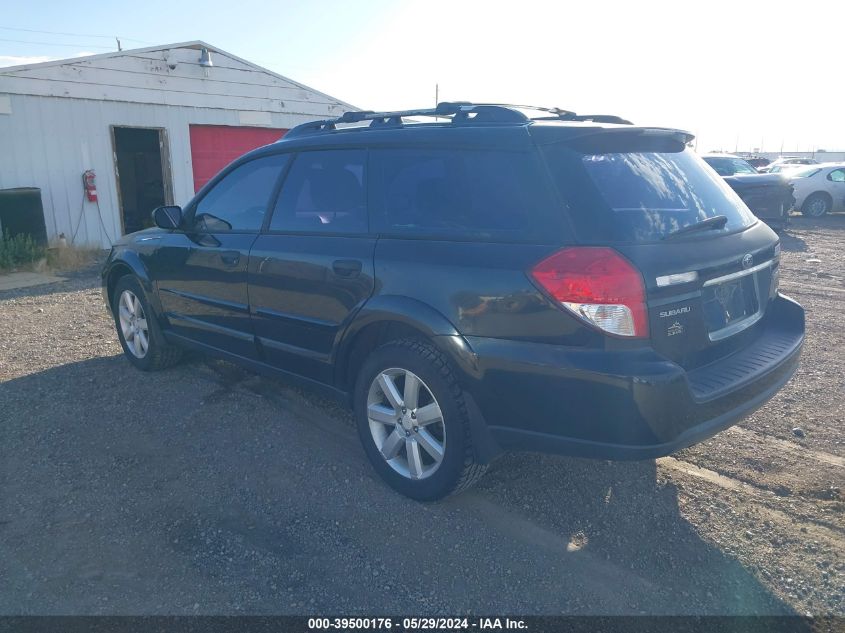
[0,188,49,247]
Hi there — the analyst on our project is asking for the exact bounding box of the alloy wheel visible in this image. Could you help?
[806,197,829,217]
[118,289,149,358]
[366,368,446,480]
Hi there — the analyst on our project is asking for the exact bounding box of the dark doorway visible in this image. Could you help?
[112,127,171,235]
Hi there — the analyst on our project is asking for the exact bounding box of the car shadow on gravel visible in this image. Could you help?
[472,454,804,616]
[788,213,845,233]
[779,229,808,252]
[0,354,807,620]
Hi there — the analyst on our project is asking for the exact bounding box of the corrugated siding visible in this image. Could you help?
[0,45,351,248]
[0,94,336,247]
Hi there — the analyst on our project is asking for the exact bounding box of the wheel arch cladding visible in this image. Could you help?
[106,262,134,309]
[336,298,500,463]
[335,294,467,391]
[105,251,158,312]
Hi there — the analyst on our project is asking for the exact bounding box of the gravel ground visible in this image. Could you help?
[0,216,842,616]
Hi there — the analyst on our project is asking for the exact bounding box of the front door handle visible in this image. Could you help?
[332,259,362,277]
[220,251,240,267]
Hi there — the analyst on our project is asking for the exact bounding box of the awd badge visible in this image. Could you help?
[668,321,685,337]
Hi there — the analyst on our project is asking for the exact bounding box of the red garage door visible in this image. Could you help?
[189,125,287,192]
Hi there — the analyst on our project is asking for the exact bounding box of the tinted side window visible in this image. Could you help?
[369,148,565,242]
[270,150,367,234]
[193,154,289,232]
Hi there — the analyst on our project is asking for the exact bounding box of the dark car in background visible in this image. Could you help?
[102,103,805,501]
[702,154,794,231]
[744,156,771,170]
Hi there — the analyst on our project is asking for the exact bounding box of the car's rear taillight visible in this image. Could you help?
[529,247,649,338]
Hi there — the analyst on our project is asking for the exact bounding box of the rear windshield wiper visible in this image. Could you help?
[663,215,728,240]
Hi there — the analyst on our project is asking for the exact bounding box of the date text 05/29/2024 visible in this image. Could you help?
[307,617,527,630]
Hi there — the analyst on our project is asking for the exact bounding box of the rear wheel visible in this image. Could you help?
[354,339,486,501]
[801,193,831,217]
[112,276,182,371]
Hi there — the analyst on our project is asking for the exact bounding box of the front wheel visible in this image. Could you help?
[801,193,831,217]
[354,339,486,501]
[112,275,182,371]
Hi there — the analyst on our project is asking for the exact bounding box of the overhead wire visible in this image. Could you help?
[0,37,115,49]
[0,25,151,44]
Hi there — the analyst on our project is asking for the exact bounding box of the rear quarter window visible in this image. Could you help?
[369,147,567,242]
[542,145,756,243]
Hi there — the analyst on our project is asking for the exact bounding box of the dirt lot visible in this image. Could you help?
[0,216,843,616]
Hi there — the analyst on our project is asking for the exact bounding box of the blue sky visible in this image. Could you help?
[0,0,399,81]
[2,0,844,153]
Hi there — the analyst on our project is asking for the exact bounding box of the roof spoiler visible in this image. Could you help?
[531,125,695,148]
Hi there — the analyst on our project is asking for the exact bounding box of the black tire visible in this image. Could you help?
[111,275,182,371]
[354,338,486,501]
[801,192,831,217]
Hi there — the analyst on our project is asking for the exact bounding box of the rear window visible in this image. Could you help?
[792,167,821,178]
[542,146,756,242]
[369,148,566,242]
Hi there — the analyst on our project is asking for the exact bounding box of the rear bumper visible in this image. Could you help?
[463,294,804,460]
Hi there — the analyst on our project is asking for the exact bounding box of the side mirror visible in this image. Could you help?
[153,205,182,230]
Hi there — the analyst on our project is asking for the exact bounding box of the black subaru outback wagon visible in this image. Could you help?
[103,103,805,500]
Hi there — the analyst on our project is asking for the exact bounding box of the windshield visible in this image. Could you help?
[542,146,756,243]
[791,167,821,178]
[703,156,758,175]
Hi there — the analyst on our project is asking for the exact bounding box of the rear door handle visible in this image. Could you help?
[220,251,240,267]
[332,259,362,277]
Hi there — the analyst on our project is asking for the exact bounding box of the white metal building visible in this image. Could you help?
[0,41,354,248]
[754,151,845,163]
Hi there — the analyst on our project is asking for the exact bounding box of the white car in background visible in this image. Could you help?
[767,163,814,174]
[788,163,845,216]
[761,157,819,173]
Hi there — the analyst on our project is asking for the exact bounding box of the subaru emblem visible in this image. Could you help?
[742,254,753,269]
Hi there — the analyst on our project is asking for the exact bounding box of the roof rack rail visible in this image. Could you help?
[284,102,632,139]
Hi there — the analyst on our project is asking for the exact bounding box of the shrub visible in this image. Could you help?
[0,230,46,270]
